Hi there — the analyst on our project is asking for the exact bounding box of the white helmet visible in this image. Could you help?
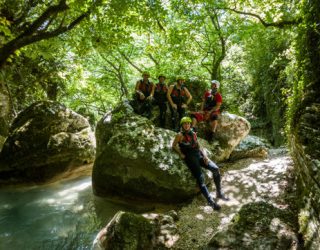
[211,80,220,88]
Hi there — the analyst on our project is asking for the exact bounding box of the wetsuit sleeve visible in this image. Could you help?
[215,93,222,103]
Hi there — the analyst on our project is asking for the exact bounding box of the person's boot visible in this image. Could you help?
[208,199,221,210]
[216,191,229,201]
[199,184,221,210]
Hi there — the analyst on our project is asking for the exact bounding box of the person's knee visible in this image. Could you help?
[196,173,205,185]
[208,161,220,175]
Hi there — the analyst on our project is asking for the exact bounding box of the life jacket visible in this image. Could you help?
[170,84,187,105]
[154,83,168,102]
[204,91,218,111]
[138,80,153,97]
[179,129,199,154]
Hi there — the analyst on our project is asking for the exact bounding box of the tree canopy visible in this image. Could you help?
[0,0,309,145]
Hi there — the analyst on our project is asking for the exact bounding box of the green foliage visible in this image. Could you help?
[0,0,305,144]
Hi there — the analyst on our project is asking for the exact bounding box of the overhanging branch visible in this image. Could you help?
[220,7,301,28]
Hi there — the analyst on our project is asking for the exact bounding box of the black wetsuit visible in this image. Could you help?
[179,129,222,204]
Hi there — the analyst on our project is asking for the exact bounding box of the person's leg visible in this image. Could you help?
[209,113,219,133]
[169,105,178,130]
[210,120,218,133]
[159,102,167,127]
[202,159,228,201]
[145,99,153,118]
[186,155,221,210]
[176,106,186,131]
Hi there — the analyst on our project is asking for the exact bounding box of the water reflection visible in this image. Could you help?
[0,176,131,250]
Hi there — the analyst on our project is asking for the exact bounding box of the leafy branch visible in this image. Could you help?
[0,0,90,68]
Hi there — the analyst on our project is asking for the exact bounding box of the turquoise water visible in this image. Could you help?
[0,176,130,250]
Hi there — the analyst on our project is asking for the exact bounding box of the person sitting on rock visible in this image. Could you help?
[153,75,168,127]
[172,116,228,210]
[134,71,155,118]
[167,76,192,131]
[191,80,222,137]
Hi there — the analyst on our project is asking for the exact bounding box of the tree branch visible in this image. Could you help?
[147,53,159,66]
[0,10,89,68]
[219,7,301,28]
[17,0,68,39]
[118,51,143,73]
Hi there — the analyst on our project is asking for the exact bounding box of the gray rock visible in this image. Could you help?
[0,101,95,183]
[229,135,270,160]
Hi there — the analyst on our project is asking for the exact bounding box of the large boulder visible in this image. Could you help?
[93,101,197,202]
[197,112,251,161]
[92,211,178,250]
[0,101,96,183]
[92,101,250,202]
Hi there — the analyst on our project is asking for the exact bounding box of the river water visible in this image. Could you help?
[0,175,131,250]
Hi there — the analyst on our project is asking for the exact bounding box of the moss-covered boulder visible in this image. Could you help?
[93,101,250,202]
[92,211,178,250]
[205,202,298,249]
[0,101,95,183]
[93,101,197,202]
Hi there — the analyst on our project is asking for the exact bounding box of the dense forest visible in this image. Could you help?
[0,0,319,249]
[0,0,303,145]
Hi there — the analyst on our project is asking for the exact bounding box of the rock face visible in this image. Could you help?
[206,202,298,250]
[92,101,250,202]
[290,2,320,249]
[92,211,178,250]
[0,101,96,183]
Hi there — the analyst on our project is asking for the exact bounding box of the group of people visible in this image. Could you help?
[133,71,222,135]
[132,71,228,210]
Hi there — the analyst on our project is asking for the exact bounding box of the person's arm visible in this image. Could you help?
[135,81,145,100]
[181,87,192,109]
[167,85,177,109]
[147,83,155,100]
[172,133,185,159]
